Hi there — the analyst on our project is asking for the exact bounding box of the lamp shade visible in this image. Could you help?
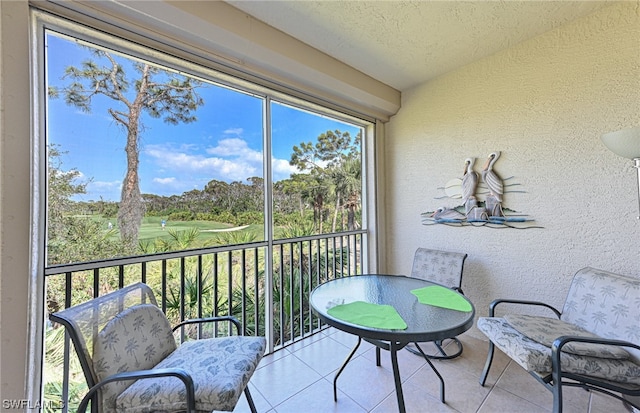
[601,126,640,159]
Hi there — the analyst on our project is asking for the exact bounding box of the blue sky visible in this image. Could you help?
[46,32,361,202]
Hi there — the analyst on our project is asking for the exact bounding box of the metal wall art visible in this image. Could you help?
[422,152,541,229]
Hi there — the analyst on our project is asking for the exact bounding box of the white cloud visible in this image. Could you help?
[223,127,244,136]
[272,158,298,180]
[206,138,263,164]
[144,138,295,185]
[90,179,121,190]
[145,143,260,182]
[206,138,256,157]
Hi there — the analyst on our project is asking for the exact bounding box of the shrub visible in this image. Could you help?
[168,211,195,221]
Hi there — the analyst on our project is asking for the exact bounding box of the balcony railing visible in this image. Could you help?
[43,230,365,412]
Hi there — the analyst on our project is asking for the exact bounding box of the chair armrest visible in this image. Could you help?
[551,335,640,360]
[77,368,196,413]
[488,298,562,318]
[551,335,640,383]
[173,315,243,335]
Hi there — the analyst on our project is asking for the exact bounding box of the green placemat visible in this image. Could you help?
[327,301,407,330]
[411,285,473,312]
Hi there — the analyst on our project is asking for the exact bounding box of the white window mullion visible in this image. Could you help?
[263,97,275,353]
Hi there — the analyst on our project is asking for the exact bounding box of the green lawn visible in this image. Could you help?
[138,217,230,241]
[98,216,265,244]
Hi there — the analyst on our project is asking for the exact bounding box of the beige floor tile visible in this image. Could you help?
[494,361,553,408]
[547,385,592,413]
[332,354,398,411]
[477,386,548,413]
[621,395,640,412]
[443,334,511,386]
[273,377,367,413]
[284,329,332,353]
[405,358,491,413]
[371,380,459,413]
[494,362,597,412]
[222,382,274,413]
[291,335,353,377]
[360,344,428,382]
[257,347,293,369]
[250,352,323,407]
[406,341,448,357]
[327,329,377,355]
[589,391,634,413]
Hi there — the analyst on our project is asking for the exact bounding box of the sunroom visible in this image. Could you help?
[1,1,639,412]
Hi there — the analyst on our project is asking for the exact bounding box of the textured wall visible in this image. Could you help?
[385,2,640,338]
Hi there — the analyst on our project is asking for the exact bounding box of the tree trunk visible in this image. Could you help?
[347,205,355,231]
[116,68,148,251]
[346,192,358,231]
[117,121,144,250]
[331,193,341,233]
[314,193,324,233]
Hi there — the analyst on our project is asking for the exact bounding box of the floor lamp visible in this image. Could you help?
[601,126,640,220]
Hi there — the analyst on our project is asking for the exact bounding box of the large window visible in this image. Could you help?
[37,11,374,410]
[44,29,366,266]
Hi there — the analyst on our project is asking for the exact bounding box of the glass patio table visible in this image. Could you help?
[310,274,475,413]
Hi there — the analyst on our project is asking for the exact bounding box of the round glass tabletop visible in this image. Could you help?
[310,274,475,342]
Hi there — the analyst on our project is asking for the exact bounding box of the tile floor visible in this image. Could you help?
[230,328,633,413]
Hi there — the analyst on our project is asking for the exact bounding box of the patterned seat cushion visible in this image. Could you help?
[93,304,178,410]
[116,335,266,412]
[477,317,640,385]
[503,314,630,359]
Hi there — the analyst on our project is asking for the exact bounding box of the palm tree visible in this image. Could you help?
[330,157,362,231]
[301,176,331,233]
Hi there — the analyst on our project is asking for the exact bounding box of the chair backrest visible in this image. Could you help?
[49,283,160,391]
[561,267,640,362]
[411,248,468,292]
[94,303,177,409]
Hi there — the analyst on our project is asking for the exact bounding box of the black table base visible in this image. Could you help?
[333,337,446,413]
[311,275,474,413]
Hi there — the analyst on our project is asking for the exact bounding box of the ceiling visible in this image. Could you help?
[227,1,614,91]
